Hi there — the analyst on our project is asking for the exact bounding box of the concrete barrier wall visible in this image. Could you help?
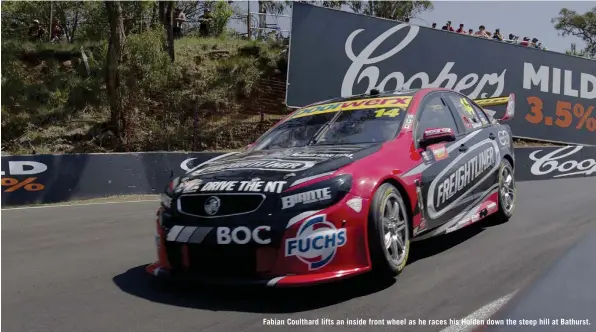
[2,146,595,206]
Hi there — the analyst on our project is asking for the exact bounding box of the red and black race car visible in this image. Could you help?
[147,88,517,287]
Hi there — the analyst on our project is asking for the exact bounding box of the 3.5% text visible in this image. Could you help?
[526,96,595,132]
[1,177,45,192]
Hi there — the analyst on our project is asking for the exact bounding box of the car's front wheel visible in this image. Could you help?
[368,183,410,278]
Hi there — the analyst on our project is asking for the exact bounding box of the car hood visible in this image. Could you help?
[182,143,382,184]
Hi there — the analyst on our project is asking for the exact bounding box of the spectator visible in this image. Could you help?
[174,7,187,39]
[531,37,539,48]
[456,23,466,34]
[28,19,45,42]
[432,22,437,28]
[520,37,530,46]
[199,8,212,37]
[475,25,489,38]
[442,21,454,31]
[50,19,63,43]
[492,29,503,41]
[468,28,474,35]
[404,17,410,23]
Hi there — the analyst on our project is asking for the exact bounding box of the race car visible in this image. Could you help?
[147,88,517,287]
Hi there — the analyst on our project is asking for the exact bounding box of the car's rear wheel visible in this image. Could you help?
[368,183,410,278]
[494,159,516,222]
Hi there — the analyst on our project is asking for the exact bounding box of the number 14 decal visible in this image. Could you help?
[374,108,401,118]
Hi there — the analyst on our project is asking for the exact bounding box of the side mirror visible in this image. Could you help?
[419,127,456,149]
[499,93,515,122]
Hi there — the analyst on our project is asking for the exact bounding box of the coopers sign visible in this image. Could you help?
[287,3,596,145]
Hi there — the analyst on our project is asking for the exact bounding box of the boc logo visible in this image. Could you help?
[285,215,347,270]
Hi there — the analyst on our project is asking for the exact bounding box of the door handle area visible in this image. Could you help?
[489,133,496,140]
[459,144,468,152]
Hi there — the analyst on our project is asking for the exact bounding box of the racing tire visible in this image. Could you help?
[367,183,411,278]
[493,159,516,223]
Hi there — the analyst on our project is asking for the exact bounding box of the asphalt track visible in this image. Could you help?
[3,177,596,332]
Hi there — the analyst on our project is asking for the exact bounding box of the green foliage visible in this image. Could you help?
[1,28,287,153]
[552,7,596,57]
[209,1,234,36]
[347,0,433,20]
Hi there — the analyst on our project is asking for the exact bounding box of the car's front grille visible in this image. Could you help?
[177,193,265,218]
[165,242,258,277]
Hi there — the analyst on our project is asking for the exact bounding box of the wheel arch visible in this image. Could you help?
[503,153,514,169]
[377,177,415,231]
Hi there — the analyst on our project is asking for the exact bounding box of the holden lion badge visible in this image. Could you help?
[204,196,221,215]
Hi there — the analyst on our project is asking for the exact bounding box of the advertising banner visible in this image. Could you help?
[286,3,596,145]
[515,145,596,181]
[0,152,219,206]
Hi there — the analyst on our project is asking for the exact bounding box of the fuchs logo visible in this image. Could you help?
[530,146,596,178]
[341,24,506,100]
[285,215,347,270]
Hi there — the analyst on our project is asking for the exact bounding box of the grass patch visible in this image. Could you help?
[2,32,288,154]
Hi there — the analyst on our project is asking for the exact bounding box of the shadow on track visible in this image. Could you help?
[113,266,395,313]
[408,216,507,265]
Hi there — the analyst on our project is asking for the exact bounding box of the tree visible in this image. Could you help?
[552,7,596,58]
[164,1,174,62]
[105,1,127,146]
[256,1,288,38]
[348,0,433,21]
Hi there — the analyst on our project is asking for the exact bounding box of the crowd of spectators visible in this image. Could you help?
[424,20,547,51]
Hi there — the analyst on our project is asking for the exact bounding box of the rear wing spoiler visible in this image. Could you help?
[473,93,515,122]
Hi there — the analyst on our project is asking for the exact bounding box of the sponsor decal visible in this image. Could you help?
[192,159,315,175]
[427,140,500,219]
[346,197,363,213]
[522,62,596,100]
[402,113,414,130]
[425,128,453,137]
[290,96,412,119]
[487,202,498,213]
[340,24,506,100]
[285,215,347,270]
[498,130,510,148]
[198,180,287,193]
[290,152,354,159]
[180,152,239,173]
[529,146,596,178]
[430,144,448,161]
[1,161,47,193]
[216,226,271,244]
[204,196,221,215]
[421,151,434,165]
[281,187,332,209]
[177,179,203,193]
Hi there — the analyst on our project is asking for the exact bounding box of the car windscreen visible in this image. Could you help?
[252,96,412,151]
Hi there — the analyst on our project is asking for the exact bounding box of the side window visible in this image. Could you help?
[471,102,490,126]
[416,95,459,141]
[445,94,483,132]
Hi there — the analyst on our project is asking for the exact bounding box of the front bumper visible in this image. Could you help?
[147,193,372,287]
[146,262,369,287]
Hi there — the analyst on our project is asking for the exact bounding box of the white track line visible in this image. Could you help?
[440,291,517,332]
[2,199,158,211]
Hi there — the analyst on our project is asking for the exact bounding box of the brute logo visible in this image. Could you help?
[285,215,347,270]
